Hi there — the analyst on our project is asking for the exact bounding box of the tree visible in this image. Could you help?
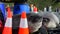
[28,0,60,11]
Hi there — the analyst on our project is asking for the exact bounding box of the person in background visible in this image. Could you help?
[30,4,34,12]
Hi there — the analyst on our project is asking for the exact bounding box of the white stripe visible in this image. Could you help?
[5,18,12,27]
[20,18,28,28]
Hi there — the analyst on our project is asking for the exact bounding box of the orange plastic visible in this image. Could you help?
[21,12,27,18]
[2,27,12,34]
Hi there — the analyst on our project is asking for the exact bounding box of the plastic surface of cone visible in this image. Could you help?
[7,6,12,18]
[13,3,30,15]
[2,8,12,34]
[0,2,7,20]
[21,12,26,18]
[6,5,11,12]
[18,11,29,34]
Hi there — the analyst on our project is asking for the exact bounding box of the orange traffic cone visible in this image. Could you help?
[6,5,10,12]
[6,5,13,16]
[18,12,29,34]
[33,6,38,13]
[2,7,12,34]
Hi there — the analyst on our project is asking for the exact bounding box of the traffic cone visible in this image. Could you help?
[6,5,11,12]
[2,7,12,34]
[33,6,38,13]
[18,12,29,34]
[6,5,13,16]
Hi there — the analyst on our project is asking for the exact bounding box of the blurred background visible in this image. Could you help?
[0,0,60,34]
[2,0,60,11]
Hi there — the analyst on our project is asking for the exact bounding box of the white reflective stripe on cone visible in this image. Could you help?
[5,18,12,27]
[20,18,28,28]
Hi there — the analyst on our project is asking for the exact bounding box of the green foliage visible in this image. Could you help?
[28,0,60,11]
[5,0,60,11]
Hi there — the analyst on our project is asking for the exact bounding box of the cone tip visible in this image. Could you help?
[21,11,27,18]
